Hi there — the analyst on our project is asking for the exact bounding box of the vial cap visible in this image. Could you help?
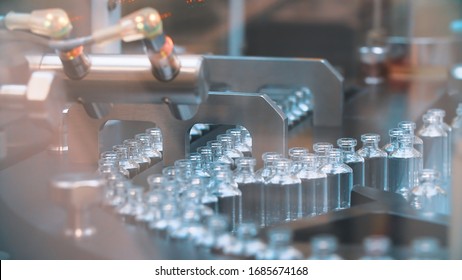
[235,157,256,167]
[288,147,309,159]
[398,121,416,132]
[262,152,282,162]
[427,108,446,118]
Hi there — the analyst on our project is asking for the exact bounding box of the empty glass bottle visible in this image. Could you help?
[207,140,234,166]
[174,159,193,194]
[135,133,162,165]
[145,127,163,153]
[123,139,151,172]
[313,142,334,168]
[136,189,165,226]
[188,152,211,178]
[169,205,206,240]
[113,145,140,178]
[388,134,422,199]
[337,138,365,187]
[223,223,266,258]
[226,128,252,157]
[296,153,328,216]
[427,108,452,182]
[233,157,264,226]
[209,168,242,232]
[360,235,393,260]
[196,214,236,252]
[307,234,342,260]
[288,147,309,175]
[264,158,302,225]
[452,103,462,131]
[117,186,145,224]
[409,169,446,214]
[383,128,405,155]
[410,237,442,260]
[357,133,388,191]
[320,149,353,211]
[255,152,282,182]
[197,146,214,176]
[418,113,448,181]
[256,228,303,260]
[217,134,244,163]
[399,121,424,155]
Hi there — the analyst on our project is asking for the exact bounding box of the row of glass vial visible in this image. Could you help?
[98,127,163,178]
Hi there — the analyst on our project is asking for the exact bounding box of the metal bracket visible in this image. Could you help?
[203,56,343,127]
[67,92,287,167]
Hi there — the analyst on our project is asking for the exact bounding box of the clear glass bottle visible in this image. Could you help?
[117,186,145,224]
[320,149,353,211]
[146,174,164,191]
[236,125,252,151]
[357,133,388,191]
[123,139,151,172]
[148,199,181,235]
[288,147,309,175]
[410,237,442,260]
[337,138,365,187]
[296,153,328,216]
[233,157,265,227]
[145,127,163,153]
[197,146,214,176]
[136,188,165,227]
[188,152,211,178]
[451,103,462,130]
[112,145,140,178]
[174,159,193,194]
[223,223,266,258]
[398,121,424,155]
[427,108,452,182]
[256,228,303,260]
[255,152,282,182]
[226,128,252,157]
[207,140,234,166]
[217,134,244,163]
[313,142,334,168]
[388,134,422,199]
[383,128,405,155]
[264,158,302,225]
[409,169,447,214]
[360,235,393,260]
[210,168,242,232]
[418,113,448,180]
[169,205,206,241]
[135,133,162,165]
[100,151,130,178]
[307,234,342,260]
[196,214,236,251]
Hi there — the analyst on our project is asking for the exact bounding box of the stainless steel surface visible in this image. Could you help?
[203,56,343,127]
[66,91,286,168]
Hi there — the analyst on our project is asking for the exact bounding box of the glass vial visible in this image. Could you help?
[398,121,424,155]
[427,108,452,182]
[296,153,328,216]
[313,142,333,168]
[410,237,442,260]
[357,133,388,191]
[388,134,422,199]
[256,228,303,260]
[417,113,448,181]
[409,169,447,214]
[264,158,302,225]
[226,128,252,157]
[145,127,163,153]
[337,138,365,186]
[360,235,393,260]
[320,149,353,211]
[307,234,342,260]
[383,128,405,155]
[210,168,242,232]
[255,152,282,182]
[233,157,265,227]
[113,145,140,178]
[288,147,309,175]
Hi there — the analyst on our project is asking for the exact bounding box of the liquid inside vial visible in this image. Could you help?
[301,177,326,217]
[347,161,365,186]
[238,182,264,226]
[364,157,387,190]
[264,183,301,226]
